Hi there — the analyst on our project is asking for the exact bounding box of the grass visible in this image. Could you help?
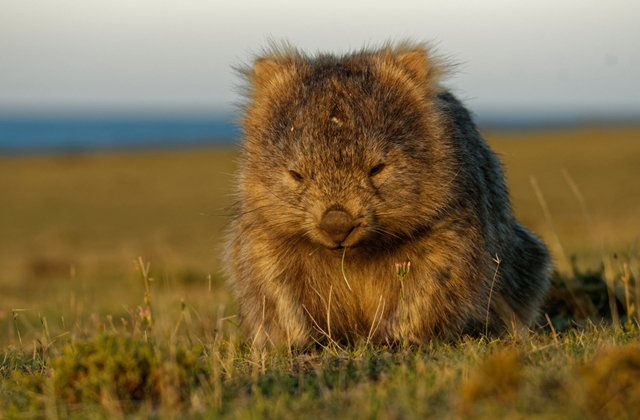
[3,311,640,419]
[1,126,639,418]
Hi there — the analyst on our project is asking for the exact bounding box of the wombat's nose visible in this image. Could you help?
[320,210,355,244]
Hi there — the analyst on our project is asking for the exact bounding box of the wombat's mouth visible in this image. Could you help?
[315,224,368,250]
[314,208,369,249]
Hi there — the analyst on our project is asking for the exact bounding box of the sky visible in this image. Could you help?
[1,0,639,122]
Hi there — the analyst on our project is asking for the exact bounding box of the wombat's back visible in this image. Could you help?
[226,42,551,346]
[436,91,551,326]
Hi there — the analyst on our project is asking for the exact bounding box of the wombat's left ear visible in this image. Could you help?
[396,50,430,81]
[252,58,283,89]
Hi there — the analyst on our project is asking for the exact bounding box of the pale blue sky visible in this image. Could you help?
[1,0,638,120]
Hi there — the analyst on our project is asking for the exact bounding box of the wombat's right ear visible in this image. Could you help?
[396,49,447,87]
[251,58,284,90]
[396,50,429,81]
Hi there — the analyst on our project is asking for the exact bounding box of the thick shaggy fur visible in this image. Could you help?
[226,42,551,347]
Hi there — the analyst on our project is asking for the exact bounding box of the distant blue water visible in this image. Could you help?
[1,112,637,155]
[0,117,239,154]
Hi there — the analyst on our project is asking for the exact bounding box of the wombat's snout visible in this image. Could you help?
[319,210,355,244]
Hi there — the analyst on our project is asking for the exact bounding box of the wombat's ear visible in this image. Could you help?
[252,58,284,89]
[396,50,430,81]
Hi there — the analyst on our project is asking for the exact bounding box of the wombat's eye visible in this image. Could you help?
[288,170,303,182]
[369,163,386,177]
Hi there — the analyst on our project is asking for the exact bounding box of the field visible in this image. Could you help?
[1,126,639,418]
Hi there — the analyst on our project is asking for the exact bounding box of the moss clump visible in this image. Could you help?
[575,344,640,419]
[460,349,523,409]
[51,334,204,411]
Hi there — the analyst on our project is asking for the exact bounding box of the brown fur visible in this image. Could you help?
[226,41,551,347]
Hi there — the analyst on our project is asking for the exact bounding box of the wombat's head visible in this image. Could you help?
[236,42,459,251]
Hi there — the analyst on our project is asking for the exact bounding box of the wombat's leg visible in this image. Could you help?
[505,223,553,324]
[386,230,499,343]
[491,293,530,339]
[237,284,312,349]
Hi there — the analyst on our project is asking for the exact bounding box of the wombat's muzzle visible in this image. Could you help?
[319,210,355,244]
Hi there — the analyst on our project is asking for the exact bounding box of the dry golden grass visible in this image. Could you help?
[486,126,640,270]
[0,148,238,330]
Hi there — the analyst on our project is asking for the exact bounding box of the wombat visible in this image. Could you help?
[225,42,551,347]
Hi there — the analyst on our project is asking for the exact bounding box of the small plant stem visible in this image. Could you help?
[603,256,620,327]
[136,257,153,332]
[531,175,596,319]
[39,313,47,348]
[623,263,631,326]
[13,310,23,349]
[545,313,559,346]
[631,261,640,322]
[367,295,386,346]
[395,261,411,345]
[138,256,151,309]
[400,278,406,326]
[327,286,332,340]
[341,248,352,291]
[562,168,599,267]
[485,255,501,337]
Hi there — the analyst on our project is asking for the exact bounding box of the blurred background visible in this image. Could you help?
[2,1,639,133]
[1,1,639,340]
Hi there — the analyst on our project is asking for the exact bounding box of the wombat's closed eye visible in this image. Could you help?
[369,163,385,177]
[288,170,303,182]
[225,41,551,347]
